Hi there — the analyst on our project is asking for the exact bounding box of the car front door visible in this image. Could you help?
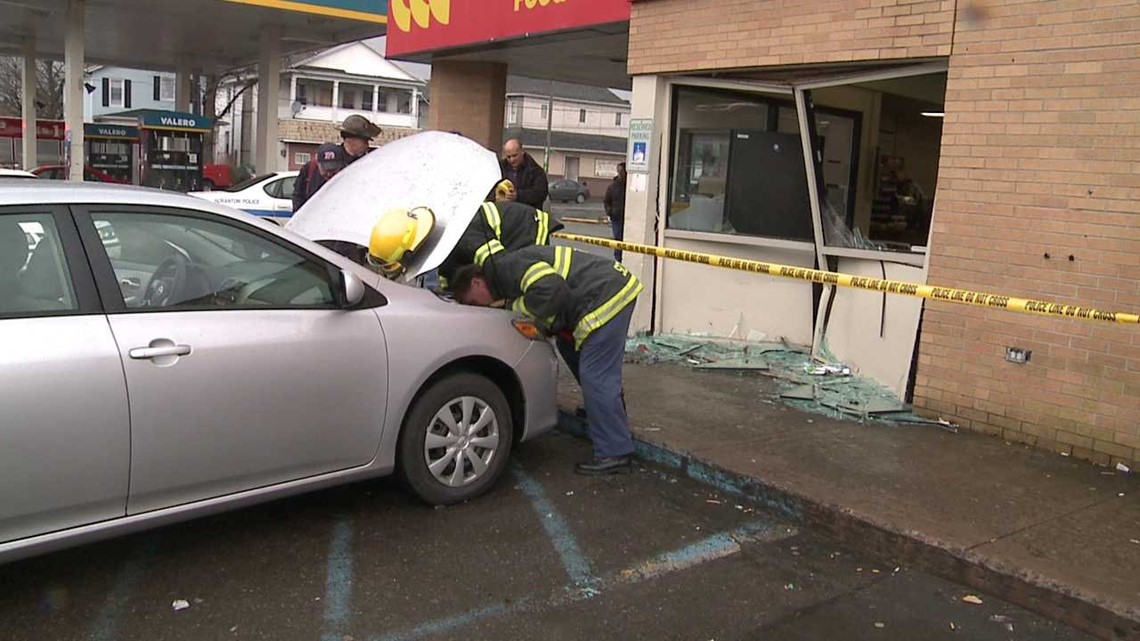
[75,206,389,514]
[0,206,129,544]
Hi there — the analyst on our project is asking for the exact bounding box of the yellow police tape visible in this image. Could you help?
[551,232,1140,325]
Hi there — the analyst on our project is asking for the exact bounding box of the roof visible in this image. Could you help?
[291,41,423,84]
[503,128,626,155]
[506,76,629,106]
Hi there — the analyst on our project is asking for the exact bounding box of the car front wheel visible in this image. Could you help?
[398,373,513,505]
[575,193,586,204]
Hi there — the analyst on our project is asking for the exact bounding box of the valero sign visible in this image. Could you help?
[387,0,630,57]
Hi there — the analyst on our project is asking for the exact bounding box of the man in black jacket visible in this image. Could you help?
[451,245,642,475]
[498,139,549,209]
[603,162,627,261]
[436,201,564,289]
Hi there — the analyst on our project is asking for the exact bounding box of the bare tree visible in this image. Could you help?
[0,57,65,119]
[199,67,256,166]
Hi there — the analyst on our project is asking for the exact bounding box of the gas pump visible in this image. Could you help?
[83,123,138,184]
[136,110,212,192]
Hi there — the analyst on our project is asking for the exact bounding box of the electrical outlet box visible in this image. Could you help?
[1005,347,1031,364]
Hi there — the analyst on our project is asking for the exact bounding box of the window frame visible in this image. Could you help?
[160,76,176,102]
[70,204,385,314]
[109,78,125,108]
[0,205,102,321]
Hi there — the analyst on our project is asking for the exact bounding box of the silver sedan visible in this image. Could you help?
[0,180,560,564]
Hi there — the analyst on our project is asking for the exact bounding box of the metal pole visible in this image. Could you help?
[544,79,553,172]
[21,36,36,171]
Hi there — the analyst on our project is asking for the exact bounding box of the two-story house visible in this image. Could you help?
[83,66,178,121]
[218,40,425,172]
[503,76,630,199]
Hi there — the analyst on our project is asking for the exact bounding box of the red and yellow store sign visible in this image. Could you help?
[387,0,630,56]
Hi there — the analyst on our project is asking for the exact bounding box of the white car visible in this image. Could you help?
[0,168,37,179]
[189,171,298,223]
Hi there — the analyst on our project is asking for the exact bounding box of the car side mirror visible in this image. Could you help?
[341,270,365,307]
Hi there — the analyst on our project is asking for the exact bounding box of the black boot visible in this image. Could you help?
[575,455,633,475]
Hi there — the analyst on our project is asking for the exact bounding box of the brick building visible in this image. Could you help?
[390,0,1139,467]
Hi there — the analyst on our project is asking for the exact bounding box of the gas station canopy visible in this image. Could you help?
[0,0,388,72]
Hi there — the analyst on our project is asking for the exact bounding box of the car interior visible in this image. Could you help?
[0,216,75,315]
[93,214,338,310]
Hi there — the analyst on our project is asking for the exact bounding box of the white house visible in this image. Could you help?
[84,66,177,122]
[218,40,426,171]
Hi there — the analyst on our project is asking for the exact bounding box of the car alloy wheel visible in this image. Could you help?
[575,193,586,203]
[398,372,513,505]
[424,395,501,488]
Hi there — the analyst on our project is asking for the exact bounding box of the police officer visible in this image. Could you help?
[450,245,642,475]
[436,200,564,289]
[292,114,382,211]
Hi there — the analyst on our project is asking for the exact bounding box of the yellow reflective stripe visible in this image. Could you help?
[573,275,643,348]
[473,239,506,266]
[553,246,573,278]
[482,202,503,239]
[535,209,550,244]
[512,297,532,317]
[520,262,557,292]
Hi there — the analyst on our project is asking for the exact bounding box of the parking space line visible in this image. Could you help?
[90,540,156,641]
[373,600,521,641]
[510,464,596,587]
[372,518,795,640]
[320,517,355,641]
[614,520,796,584]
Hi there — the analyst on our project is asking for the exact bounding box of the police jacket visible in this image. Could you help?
[438,202,564,286]
[499,153,549,209]
[482,245,643,349]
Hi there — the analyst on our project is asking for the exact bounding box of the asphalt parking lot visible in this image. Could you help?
[0,431,1091,641]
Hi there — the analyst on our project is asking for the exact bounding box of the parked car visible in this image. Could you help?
[549,178,590,204]
[0,168,36,179]
[30,164,127,183]
[0,180,559,564]
[189,171,297,224]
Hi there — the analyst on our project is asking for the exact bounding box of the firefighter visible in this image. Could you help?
[365,206,437,280]
[436,200,564,289]
[449,245,642,475]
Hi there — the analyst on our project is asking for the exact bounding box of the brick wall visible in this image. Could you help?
[427,60,507,151]
[628,0,955,75]
[628,0,1140,466]
[277,118,418,147]
[914,0,1140,467]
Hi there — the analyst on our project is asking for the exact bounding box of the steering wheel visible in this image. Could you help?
[144,254,190,307]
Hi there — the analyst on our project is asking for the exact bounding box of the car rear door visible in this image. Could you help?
[74,205,389,514]
[263,175,296,218]
[0,205,129,544]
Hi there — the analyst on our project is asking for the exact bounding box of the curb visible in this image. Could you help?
[557,413,1140,641]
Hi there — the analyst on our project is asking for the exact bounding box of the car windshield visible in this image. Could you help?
[225,174,276,192]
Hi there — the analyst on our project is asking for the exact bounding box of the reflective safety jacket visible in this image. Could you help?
[438,202,563,287]
[482,245,642,349]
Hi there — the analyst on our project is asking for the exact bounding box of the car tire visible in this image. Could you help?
[575,193,586,204]
[398,372,513,505]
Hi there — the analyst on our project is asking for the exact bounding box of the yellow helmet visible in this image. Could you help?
[494,179,515,200]
[367,206,436,278]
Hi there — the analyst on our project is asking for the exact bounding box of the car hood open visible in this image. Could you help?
[285,131,501,282]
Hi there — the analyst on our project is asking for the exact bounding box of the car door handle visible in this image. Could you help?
[129,344,192,359]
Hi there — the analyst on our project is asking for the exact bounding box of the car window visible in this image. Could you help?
[263,176,295,199]
[225,173,275,193]
[0,213,77,316]
[90,211,339,311]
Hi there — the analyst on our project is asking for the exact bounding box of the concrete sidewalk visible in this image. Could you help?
[557,362,1140,641]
